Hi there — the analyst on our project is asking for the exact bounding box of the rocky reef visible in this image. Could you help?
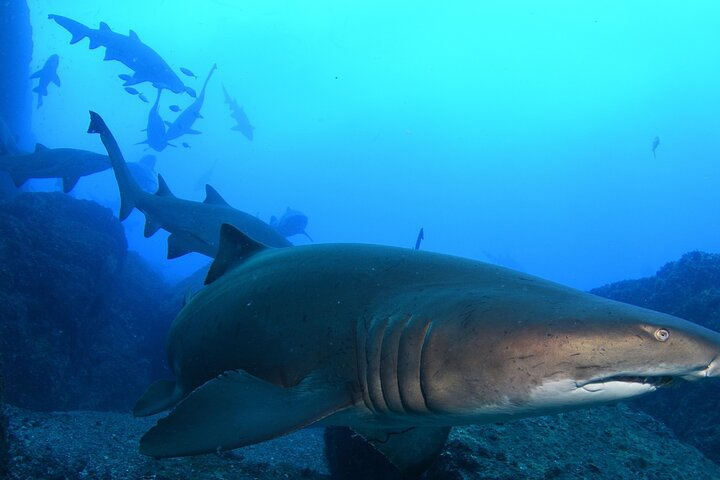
[0,192,174,411]
[592,251,720,464]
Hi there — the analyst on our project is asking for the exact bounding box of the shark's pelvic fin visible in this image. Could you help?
[205,223,269,285]
[139,369,351,458]
[353,425,451,477]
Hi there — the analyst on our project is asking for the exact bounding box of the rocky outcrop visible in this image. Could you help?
[0,193,174,411]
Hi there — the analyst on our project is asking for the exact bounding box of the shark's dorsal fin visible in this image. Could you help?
[34,143,48,152]
[99,22,111,31]
[205,224,268,285]
[155,174,175,197]
[204,185,230,206]
[129,30,140,41]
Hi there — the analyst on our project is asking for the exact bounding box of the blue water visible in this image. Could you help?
[26,1,720,289]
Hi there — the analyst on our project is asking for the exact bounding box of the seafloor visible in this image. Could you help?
[1,191,720,479]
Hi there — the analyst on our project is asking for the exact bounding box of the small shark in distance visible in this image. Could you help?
[414,227,424,250]
[0,143,110,192]
[30,54,61,108]
[165,64,217,142]
[48,14,192,96]
[269,207,312,240]
[88,111,291,258]
[222,85,255,141]
[132,222,720,477]
[651,136,660,158]
[138,89,172,152]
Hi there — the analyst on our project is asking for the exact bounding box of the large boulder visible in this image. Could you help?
[0,192,173,411]
[591,251,720,463]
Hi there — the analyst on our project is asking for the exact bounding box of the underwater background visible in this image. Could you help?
[2,1,720,479]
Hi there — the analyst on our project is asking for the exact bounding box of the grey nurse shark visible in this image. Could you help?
[48,14,191,95]
[164,64,217,142]
[30,54,61,108]
[131,222,720,476]
[0,143,109,192]
[88,112,290,258]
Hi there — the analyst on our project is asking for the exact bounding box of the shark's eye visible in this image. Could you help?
[654,328,670,342]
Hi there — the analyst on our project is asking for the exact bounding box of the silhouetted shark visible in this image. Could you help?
[165,64,217,141]
[270,207,312,240]
[0,143,109,192]
[138,89,172,152]
[48,14,191,95]
[222,85,255,141]
[127,154,158,192]
[651,136,660,158]
[30,54,61,108]
[414,227,424,250]
[88,111,291,258]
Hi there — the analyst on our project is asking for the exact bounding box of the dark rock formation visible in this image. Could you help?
[0,0,33,149]
[591,251,720,464]
[0,369,8,478]
[0,192,174,411]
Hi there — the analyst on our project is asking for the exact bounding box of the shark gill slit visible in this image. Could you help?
[397,314,434,415]
[379,313,413,414]
[418,320,435,413]
[365,315,389,414]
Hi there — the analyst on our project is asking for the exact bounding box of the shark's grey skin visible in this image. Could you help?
[138,89,171,152]
[133,224,720,476]
[269,207,312,240]
[222,85,254,141]
[165,64,217,142]
[48,14,190,95]
[30,54,60,108]
[0,143,110,192]
[127,154,158,192]
[88,111,291,258]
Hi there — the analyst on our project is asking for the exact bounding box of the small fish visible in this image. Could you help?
[138,93,149,103]
[125,87,139,95]
[414,227,424,250]
[651,136,660,158]
[169,105,181,112]
[185,87,197,98]
[118,73,132,82]
[182,142,191,149]
[180,67,197,78]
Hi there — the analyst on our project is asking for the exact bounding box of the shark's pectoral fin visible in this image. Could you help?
[353,425,450,477]
[186,129,201,135]
[134,379,180,417]
[62,176,80,193]
[140,369,352,458]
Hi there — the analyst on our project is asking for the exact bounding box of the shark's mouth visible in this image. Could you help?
[578,374,676,392]
[601,375,675,387]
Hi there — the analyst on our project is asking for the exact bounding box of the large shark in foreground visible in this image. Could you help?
[88,112,290,258]
[48,14,190,95]
[131,226,720,476]
[0,143,110,192]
